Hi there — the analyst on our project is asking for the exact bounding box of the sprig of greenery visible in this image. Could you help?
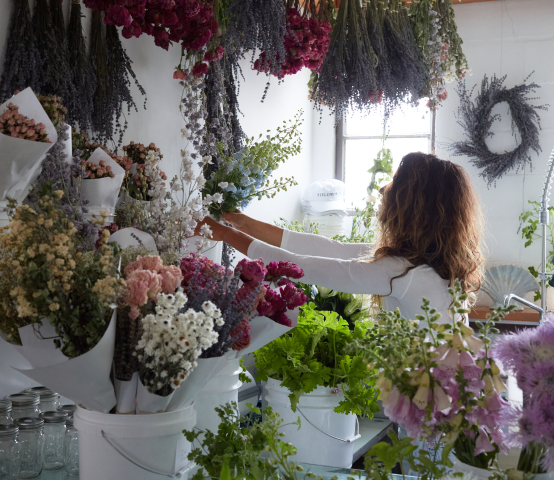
[254,304,379,416]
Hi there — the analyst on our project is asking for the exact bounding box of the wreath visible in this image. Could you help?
[449,74,548,187]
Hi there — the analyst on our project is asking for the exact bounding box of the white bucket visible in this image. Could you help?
[194,358,242,434]
[263,378,359,468]
[74,403,196,480]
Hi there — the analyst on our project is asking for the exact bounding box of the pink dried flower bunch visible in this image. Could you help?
[236,258,308,328]
[95,223,119,249]
[493,316,554,469]
[0,103,50,143]
[180,253,227,291]
[123,255,184,319]
[230,316,251,351]
[254,8,331,77]
[110,153,133,182]
[122,141,163,164]
[80,159,115,179]
[83,0,219,57]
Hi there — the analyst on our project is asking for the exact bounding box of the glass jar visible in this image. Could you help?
[13,417,44,479]
[57,405,77,419]
[63,417,79,476]
[4,395,40,420]
[25,387,60,413]
[39,412,67,470]
[0,401,11,426]
[0,424,20,478]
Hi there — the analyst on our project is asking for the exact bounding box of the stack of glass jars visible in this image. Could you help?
[1,388,79,477]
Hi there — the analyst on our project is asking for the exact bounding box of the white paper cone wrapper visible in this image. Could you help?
[136,377,175,414]
[0,88,58,203]
[81,148,125,213]
[63,125,72,163]
[165,357,224,412]
[0,336,42,398]
[13,310,118,413]
[225,307,300,361]
[109,227,158,254]
[115,372,138,414]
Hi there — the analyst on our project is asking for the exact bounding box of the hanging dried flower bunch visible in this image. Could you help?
[225,0,288,82]
[449,74,548,187]
[311,0,378,118]
[0,0,39,102]
[32,0,76,111]
[67,0,95,132]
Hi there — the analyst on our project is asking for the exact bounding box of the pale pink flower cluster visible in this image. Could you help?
[123,255,184,319]
[0,103,50,143]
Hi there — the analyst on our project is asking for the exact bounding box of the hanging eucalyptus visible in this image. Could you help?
[32,0,76,107]
[67,0,95,132]
[0,0,39,102]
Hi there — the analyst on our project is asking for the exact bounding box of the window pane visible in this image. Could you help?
[344,137,429,208]
[345,100,431,137]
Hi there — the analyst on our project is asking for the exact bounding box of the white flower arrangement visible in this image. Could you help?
[135,288,221,396]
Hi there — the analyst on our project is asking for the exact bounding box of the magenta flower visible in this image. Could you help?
[236,258,267,288]
[265,261,305,282]
[279,282,308,309]
[231,317,251,351]
[104,4,132,27]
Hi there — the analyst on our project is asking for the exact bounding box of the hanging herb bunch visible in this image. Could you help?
[311,0,378,118]
[32,0,76,113]
[67,0,95,132]
[449,74,548,187]
[0,0,39,102]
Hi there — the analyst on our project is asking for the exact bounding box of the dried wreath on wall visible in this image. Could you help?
[450,74,548,187]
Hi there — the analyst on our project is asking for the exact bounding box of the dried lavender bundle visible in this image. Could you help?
[366,0,392,103]
[225,0,287,81]
[449,74,548,186]
[114,307,142,381]
[32,0,76,109]
[105,24,146,149]
[29,124,96,243]
[312,0,378,119]
[90,11,111,146]
[223,56,245,154]
[382,2,429,106]
[0,0,39,102]
[67,0,95,132]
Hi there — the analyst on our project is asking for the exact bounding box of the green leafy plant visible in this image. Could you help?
[185,402,326,480]
[518,200,554,300]
[274,218,319,235]
[360,429,454,480]
[254,304,379,416]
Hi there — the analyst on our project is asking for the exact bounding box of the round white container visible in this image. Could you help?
[452,456,553,480]
[194,358,242,434]
[74,403,196,480]
[263,378,358,468]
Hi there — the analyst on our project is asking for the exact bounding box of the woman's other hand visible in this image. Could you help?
[193,217,225,242]
[221,210,250,232]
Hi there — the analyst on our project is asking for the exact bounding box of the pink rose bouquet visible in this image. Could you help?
[0,103,50,143]
[80,159,115,179]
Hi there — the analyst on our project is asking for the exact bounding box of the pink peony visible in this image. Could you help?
[158,265,184,294]
[236,258,267,288]
[231,317,251,351]
[265,261,304,281]
[122,20,143,39]
[124,255,163,277]
[279,282,308,309]
[204,46,224,62]
[191,61,209,77]
[104,4,132,27]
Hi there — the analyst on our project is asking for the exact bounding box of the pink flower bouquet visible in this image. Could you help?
[0,103,50,143]
[354,280,514,470]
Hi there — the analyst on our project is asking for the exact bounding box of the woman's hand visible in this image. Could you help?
[221,210,251,233]
[193,217,226,242]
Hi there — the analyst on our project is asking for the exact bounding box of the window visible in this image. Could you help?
[336,100,432,208]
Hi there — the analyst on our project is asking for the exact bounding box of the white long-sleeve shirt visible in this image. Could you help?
[247,230,456,324]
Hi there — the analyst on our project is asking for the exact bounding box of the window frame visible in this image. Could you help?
[335,111,436,181]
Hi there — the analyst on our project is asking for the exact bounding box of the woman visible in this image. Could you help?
[198,152,484,323]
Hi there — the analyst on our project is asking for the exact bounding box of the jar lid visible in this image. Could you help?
[14,417,44,430]
[4,394,40,408]
[57,404,77,416]
[0,399,11,413]
[40,411,68,424]
[25,386,58,400]
[66,417,74,427]
[0,424,18,437]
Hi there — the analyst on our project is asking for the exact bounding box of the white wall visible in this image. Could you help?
[0,0,320,227]
[436,0,554,273]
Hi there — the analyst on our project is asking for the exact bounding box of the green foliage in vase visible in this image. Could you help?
[185,402,326,480]
[202,111,303,220]
[518,200,554,300]
[274,217,319,235]
[254,304,379,416]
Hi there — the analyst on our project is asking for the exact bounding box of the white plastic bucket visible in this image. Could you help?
[263,378,359,468]
[74,403,196,480]
[194,358,242,434]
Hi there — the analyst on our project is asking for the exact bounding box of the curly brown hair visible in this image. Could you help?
[372,152,484,302]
